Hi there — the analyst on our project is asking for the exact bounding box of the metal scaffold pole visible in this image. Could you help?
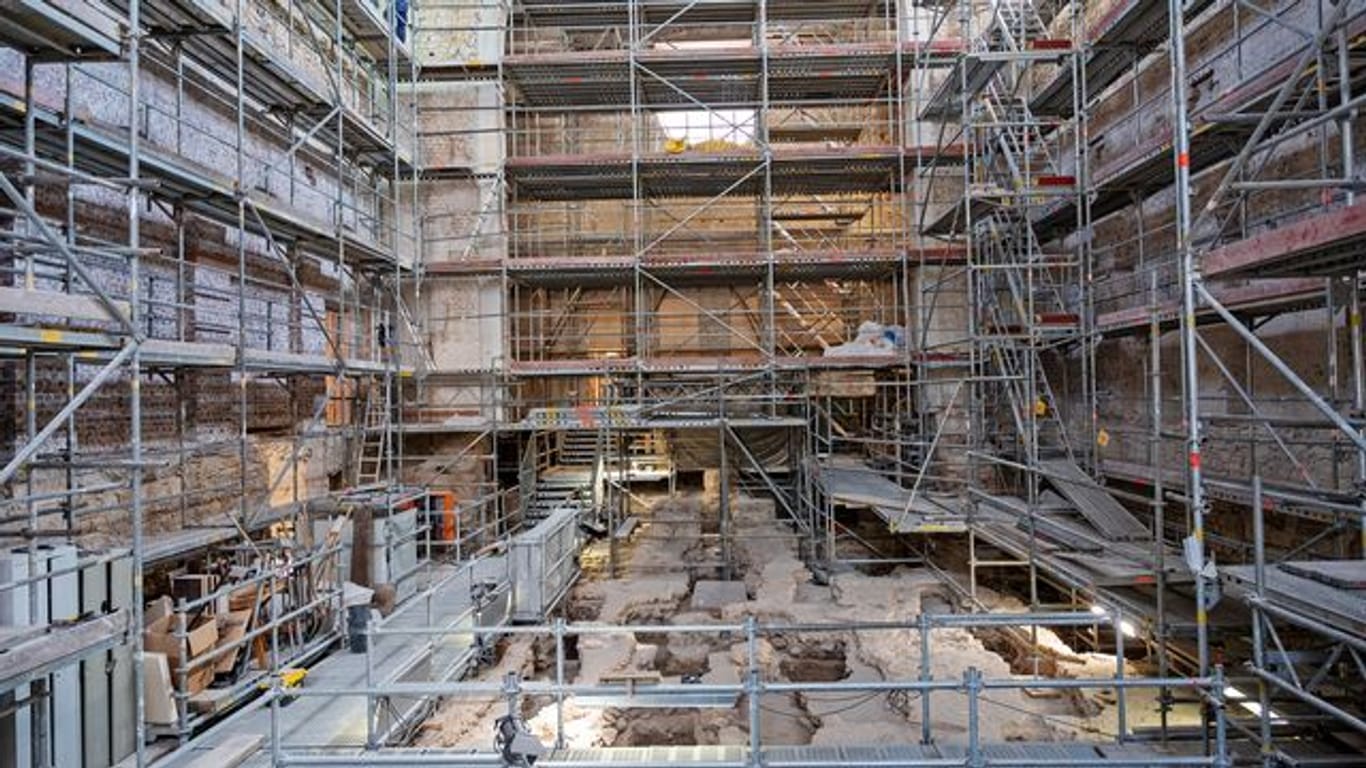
[0,0,423,750]
[1167,0,1209,678]
[129,0,146,762]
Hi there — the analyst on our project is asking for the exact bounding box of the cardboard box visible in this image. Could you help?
[143,627,182,665]
[186,664,214,695]
[145,595,173,629]
[186,617,218,658]
[213,609,254,675]
[228,583,266,612]
[144,616,220,695]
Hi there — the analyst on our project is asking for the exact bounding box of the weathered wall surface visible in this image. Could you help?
[0,0,408,546]
[11,432,347,547]
[421,276,503,371]
[413,0,506,429]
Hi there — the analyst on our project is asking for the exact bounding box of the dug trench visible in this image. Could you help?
[414,489,1142,750]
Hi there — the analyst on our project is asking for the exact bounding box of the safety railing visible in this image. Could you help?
[270,610,1231,765]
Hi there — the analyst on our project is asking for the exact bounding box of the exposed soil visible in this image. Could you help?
[415,489,1135,751]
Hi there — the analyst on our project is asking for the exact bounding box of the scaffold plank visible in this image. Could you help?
[0,0,124,60]
[1223,563,1366,639]
[499,42,961,108]
[1035,18,1366,242]
[160,559,511,768]
[1040,458,1150,541]
[504,145,964,201]
[102,0,408,165]
[428,246,967,284]
[0,286,130,325]
[1203,200,1366,278]
[1096,276,1324,334]
[516,0,897,27]
[0,609,130,690]
[0,324,405,375]
[0,93,401,269]
[1279,560,1366,590]
[817,459,966,533]
[1030,0,1213,117]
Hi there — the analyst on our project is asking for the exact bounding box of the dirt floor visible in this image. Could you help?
[415,489,1160,751]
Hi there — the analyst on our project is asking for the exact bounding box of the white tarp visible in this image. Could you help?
[824,321,906,357]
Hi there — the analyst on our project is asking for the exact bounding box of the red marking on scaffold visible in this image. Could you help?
[1177,152,1190,168]
[1036,175,1075,187]
[1189,452,1201,470]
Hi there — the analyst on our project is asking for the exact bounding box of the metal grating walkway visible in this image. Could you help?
[271,740,1189,766]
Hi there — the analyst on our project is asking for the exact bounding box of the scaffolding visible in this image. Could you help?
[908,0,1102,617]
[419,0,1366,753]
[413,0,970,578]
[900,0,1366,753]
[0,0,421,758]
[1,0,1365,762]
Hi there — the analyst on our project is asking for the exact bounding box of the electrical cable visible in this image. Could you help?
[977,692,1118,738]
[758,690,886,719]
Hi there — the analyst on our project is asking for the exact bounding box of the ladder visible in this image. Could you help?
[356,377,391,486]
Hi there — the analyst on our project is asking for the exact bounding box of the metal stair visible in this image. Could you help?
[525,466,594,523]
[558,430,606,466]
[964,4,1085,475]
[522,429,673,525]
[992,0,1050,50]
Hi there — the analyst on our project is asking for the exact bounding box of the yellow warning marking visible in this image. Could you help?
[39,329,64,344]
[915,524,963,533]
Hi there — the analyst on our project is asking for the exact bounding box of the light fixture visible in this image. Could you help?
[1089,604,1137,637]
[1221,685,1284,721]
[1236,700,1286,722]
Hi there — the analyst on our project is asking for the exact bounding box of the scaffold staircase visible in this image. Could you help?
[558,429,608,467]
[992,0,1050,50]
[521,435,583,525]
[524,429,674,524]
[977,272,1075,464]
[525,468,593,523]
[966,7,1084,475]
